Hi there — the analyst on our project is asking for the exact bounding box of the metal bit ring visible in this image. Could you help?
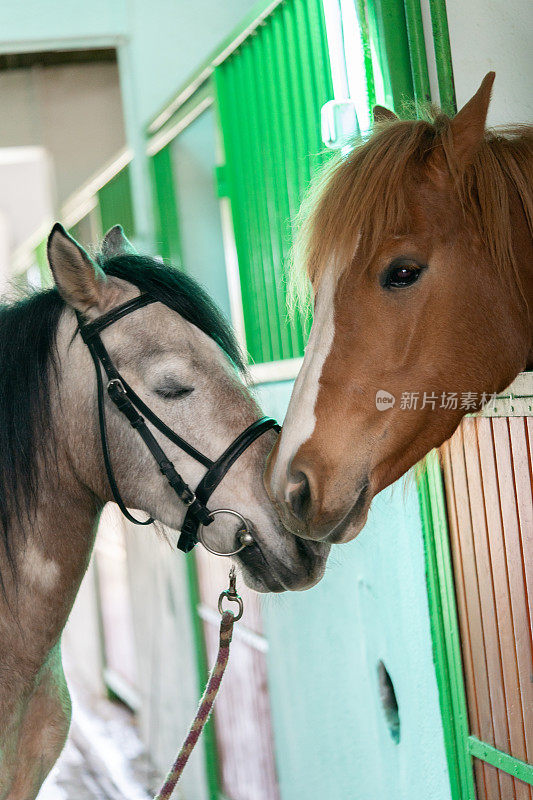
[197,508,254,557]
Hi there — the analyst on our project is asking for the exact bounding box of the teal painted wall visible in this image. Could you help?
[0,0,125,45]
[255,381,452,800]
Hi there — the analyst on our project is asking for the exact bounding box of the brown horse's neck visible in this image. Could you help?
[0,462,101,684]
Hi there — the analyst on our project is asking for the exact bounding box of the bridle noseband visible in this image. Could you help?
[76,294,280,554]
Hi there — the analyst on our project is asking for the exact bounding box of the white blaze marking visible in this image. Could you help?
[270,266,337,493]
[22,543,60,591]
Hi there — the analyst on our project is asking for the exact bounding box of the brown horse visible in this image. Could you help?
[0,225,328,799]
[266,72,533,543]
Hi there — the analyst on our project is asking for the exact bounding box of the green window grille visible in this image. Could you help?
[150,145,182,266]
[97,164,135,240]
[215,0,334,364]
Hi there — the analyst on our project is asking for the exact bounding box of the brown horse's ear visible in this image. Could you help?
[448,72,495,170]
[47,223,106,312]
[373,105,398,124]
[101,225,137,260]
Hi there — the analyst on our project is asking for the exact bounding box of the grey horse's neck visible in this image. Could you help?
[0,467,101,686]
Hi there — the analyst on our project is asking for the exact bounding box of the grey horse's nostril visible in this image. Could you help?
[287,470,311,523]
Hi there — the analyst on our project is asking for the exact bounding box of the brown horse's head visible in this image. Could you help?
[266,73,533,543]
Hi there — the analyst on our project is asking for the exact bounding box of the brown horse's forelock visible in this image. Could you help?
[292,114,533,298]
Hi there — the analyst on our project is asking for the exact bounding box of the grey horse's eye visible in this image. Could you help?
[154,382,194,400]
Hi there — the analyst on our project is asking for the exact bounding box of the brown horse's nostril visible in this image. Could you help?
[287,469,312,523]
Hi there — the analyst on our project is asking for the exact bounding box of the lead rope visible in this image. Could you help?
[153,566,243,800]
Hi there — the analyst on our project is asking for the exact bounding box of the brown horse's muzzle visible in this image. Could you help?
[265,444,372,543]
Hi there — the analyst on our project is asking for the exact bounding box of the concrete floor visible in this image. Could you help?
[40,738,120,800]
[38,688,157,800]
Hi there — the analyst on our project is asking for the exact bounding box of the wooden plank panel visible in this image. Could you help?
[524,419,533,611]
[511,419,533,641]
[492,419,533,764]
[476,419,531,800]
[442,439,482,737]
[443,439,489,800]
[445,426,500,799]
[462,420,514,799]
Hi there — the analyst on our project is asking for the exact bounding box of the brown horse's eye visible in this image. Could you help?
[382,259,426,289]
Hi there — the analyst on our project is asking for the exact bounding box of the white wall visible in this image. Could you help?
[446,0,533,125]
[0,147,54,285]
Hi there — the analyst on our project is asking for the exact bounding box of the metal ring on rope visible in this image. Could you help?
[197,508,254,557]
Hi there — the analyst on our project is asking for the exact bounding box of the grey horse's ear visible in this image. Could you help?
[47,223,106,311]
[101,225,137,259]
[373,105,398,124]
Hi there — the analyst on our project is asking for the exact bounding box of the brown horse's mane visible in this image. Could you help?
[292,113,533,296]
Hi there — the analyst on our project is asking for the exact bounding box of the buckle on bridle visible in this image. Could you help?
[181,488,196,506]
[107,378,126,395]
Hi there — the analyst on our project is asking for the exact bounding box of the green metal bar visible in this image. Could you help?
[270,10,309,355]
[279,3,312,194]
[260,23,299,359]
[215,61,266,362]
[97,165,135,239]
[149,145,182,265]
[426,455,477,799]
[290,0,322,167]
[311,0,335,109]
[240,42,284,361]
[365,0,415,114]
[428,0,456,114]
[302,0,331,128]
[217,56,273,362]
[469,737,533,786]
[417,468,464,800]
[35,238,52,287]
[403,0,431,110]
[185,554,220,800]
[211,0,333,362]
[252,30,291,359]
[417,454,477,800]
[355,0,377,113]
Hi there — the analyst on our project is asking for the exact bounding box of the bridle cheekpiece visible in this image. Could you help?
[76,294,280,554]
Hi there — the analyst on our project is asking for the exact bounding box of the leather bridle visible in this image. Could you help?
[76,294,280,554]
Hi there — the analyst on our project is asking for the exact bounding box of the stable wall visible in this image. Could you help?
[255,381,452,800]
[445,0,532,125]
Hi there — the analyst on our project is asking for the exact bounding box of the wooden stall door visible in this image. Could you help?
[442,378,533,799]
[193,549,280,800]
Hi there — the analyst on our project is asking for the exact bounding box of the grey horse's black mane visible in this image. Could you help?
[0,252,244,587]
